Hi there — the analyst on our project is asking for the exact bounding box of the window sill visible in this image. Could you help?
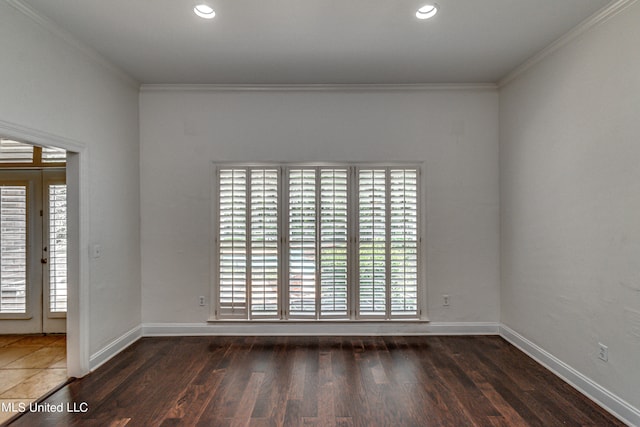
[201,318,432,335]
[48,313,67,319]
[207,318,430,323]
[0,314,33,320]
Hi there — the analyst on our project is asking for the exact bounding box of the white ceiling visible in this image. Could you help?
[20,0,612,84]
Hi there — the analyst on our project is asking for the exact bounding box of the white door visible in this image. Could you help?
[0,170,66,334]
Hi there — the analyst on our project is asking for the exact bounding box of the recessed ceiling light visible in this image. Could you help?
[416,3,438,20]
[194,4,216,19]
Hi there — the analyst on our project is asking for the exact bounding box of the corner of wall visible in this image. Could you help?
[89,325,143,372]
[500,324,640,427]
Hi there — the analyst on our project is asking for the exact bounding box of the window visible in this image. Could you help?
[0,139,66,167]
[213,164,421,321]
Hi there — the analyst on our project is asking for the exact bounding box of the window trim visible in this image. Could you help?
[211,162,424,322]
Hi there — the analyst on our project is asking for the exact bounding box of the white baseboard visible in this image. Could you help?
[500,324,640,427]
[141,321,500,337]
[89,325,142,372]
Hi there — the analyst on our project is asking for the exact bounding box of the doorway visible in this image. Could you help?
[0,140,67,335]
[0,138,69,419]
[0,125,86,382]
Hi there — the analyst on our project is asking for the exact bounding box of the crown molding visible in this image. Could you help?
[140,83,498,93]
[5,0,139,89]
[498,0,638,88]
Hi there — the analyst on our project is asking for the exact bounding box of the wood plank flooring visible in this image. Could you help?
[0,335,67,425]
[6,336,625,426]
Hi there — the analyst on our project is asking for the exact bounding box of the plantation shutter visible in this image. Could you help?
[0,185,28,314]
[41,147,67,164]
[215,164,420,321]
[250,169,279,317]
[390,169,418,316]
[319,169,348,317]
[357,168,419,318]
[218,169,248,317]
[287,168,350,319]
[0,140,33,164]
[48,184,68,313]
[358,169,387,317]
[288,169,317,317]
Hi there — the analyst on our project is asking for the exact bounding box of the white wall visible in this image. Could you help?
[0,2,141,368]
[500,1,640,412]
[140,87,500,325]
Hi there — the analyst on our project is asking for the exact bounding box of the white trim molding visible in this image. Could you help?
[498,0,638,88]
[0,119,85,153]
[89,325,142,372]
[500,324,640,427]
[142,321,500,337]
[140,83,498,93]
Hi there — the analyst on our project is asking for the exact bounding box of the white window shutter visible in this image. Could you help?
[218,169,248,317]
[358,169,387,317]
[0,140,33,164]
[390,169,418,316]
[319,169,348,318]
[250,169,279,317]
[215,164,420,321]
[0,186,28,314]
[288,169,317,317]
[48,184,68,313]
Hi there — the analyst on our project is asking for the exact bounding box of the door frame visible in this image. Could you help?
[0,118,90,377]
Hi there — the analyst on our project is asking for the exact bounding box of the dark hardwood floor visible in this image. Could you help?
[6,336,625,426]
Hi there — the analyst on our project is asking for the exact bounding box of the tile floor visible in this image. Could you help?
[0,335,66,425]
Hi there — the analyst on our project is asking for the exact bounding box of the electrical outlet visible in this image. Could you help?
[199,296,206,306]
[598,343,608,362]
[443,294,450,307]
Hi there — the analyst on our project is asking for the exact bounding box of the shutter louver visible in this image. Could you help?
[0,140,33,164]
[41,147,67,164]
[320,169,348,317]
[288,169,317,317]
[0,186,27,314]
[390,169,418,316]
[250,169,279,317]
[218,169,248,316]
[358,169,387,317]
